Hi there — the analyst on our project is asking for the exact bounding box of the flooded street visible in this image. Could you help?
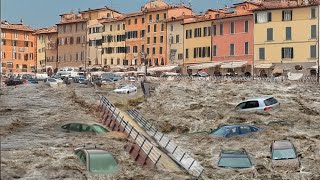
[0,83,187,180]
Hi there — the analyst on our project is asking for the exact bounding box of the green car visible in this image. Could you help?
[74,147,118,173]
[61,122,109,134]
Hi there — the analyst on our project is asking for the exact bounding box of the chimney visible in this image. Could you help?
[20,19,23,25]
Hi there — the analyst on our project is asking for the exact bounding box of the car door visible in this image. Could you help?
[239,126,252,136]
[241,101,260,112]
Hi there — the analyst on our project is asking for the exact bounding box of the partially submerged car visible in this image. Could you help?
[210,125,260,138]
[235,96,280,112]
[61,122,109,134]
[113,85,137,94]
[44,78,64,87]
[270,140,301,170]
[74,147,118,173]
[218,149,254,169]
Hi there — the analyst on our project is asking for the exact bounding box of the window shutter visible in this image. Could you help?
[255,13,257,23]
[290,10,292,20]
[281,48,284,59]
[291,48,294,58]
[282,11,284,21]
[268,12,272,22]
[194,48,196,58]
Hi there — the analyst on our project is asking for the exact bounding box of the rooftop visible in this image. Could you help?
[254,0,319,11]
[34,26,57,34]
[79,6,122,15]
[1,21,34,32]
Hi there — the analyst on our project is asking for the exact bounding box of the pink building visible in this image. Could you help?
[211,2,259,76]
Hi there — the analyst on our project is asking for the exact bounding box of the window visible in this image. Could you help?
[245,42,249,55]
[135,18,138,24]
[154,24,157,32]
[311,25,317,39]
[141,45,145,53]
[164,13,167,19]
[152,47,155,55]
[128,19,131,25]
[117,59,120,65]
[12,52,16,59]
[170,24,174,31]
[267,28,273,41]
[111,59,114,64]
[282,47,294,59]
[117,24,120,31]
[76,52,78,61]
[160,36,164,43]
[259,48,265,60]
[186,49,189,58]
[147,37,150,44]
[230,44,235,56]
[204,27,211,36]
[153,37,157,43]
[13,40,17,46]
[133,46,138,53]
[149,15,152,22]
[148,25,151,33]
[220,23,223,35]
[110,25,113,31]
[156,14,160,20]
[255,12,272,23]
[311,7,316,19]
[186,29,192,39]
[161,24,164,31]
[141,30,145,38]
[142,17,145,23]
[194,28,201,37]
[310,45,317,58]
[176,35,179,43]
[147,48,150,54]
[123,24,125,30]
[178,53,183,60]
[1,39,5,46]
[213,25,217,36]
[230,22,235,34]
[213,45,217,57]
[245,20,249,32]
[286,27,292,40]
[160,47,163,54]
[282,10,292,21]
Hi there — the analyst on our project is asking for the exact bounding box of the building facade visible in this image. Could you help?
[101,17,126,67]
[254,1,318,76]
[143,0,193,66]
[1,20,36,74]
[57,12,87,69]
[45,28,58,72]
[80,7,122,68]
[212,2,259,76]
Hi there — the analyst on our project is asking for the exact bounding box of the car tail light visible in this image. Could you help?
[264,106,273,111]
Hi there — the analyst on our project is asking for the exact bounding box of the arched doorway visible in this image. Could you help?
[160,58,164,65]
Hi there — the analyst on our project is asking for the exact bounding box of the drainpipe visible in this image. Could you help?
[317,5,320,83]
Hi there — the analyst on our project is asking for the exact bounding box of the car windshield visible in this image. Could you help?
[89,153,118,173]
[91,125,109,134]
[218,157,252,168]
[210,127,227,135]
[272,149,296,160]
[264,97,278,106]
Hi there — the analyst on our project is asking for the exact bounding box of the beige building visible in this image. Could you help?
[166,15,194,65]
[80,7,122,68]
[34,26,57,72]
[57,12,87,69]
[100,17,126,67]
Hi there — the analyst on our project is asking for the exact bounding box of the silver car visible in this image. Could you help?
[235,97,280,112]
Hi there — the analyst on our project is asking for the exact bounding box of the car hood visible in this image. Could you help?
[272,158,299,169]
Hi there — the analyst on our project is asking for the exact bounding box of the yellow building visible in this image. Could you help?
[183,15,213,74]
[253,2,318,76]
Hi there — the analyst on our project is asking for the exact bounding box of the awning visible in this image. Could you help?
[310,65,319,70]
[220,61,247,69]
[255,63,273,69]
[187,62,221,70]
[147,65,179,72]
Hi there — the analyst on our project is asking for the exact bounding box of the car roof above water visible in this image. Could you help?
[220,150,249,158]
[241,96,274,102]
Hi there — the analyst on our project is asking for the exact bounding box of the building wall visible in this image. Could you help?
[36,34,46,71]
[87,25,103,66]
[125,14,145,66]
[101,20,126,66]
[57,21,87,69]
[254,6,318,68]
[183,20,212,65]
[45,32,58,71]
[166,20,184,65]
[1,29,36,73]
[212,15,254,65]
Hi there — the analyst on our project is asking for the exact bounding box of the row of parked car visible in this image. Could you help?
[210,96,301,171]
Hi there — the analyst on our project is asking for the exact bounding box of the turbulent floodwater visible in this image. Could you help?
[136,80,320,179]
[0,83,188,180]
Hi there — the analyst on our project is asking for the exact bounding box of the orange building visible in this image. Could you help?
[1,20,36,74]
[142,0,193,66]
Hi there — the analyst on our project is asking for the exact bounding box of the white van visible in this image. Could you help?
[35,73,49,80]
[57,67,79,78]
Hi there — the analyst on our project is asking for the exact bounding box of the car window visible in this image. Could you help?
[80,152,87,164]
[226,127,239,137]
[91,125,109,134]
[69,123,81,132]
[272,148,296,160]
[250,126,259,132]
[218,157,252,168]
[89,153,118,173]
[210,127,227,136]
[61,124,70,130]
[264,97,278,106]
[240,126,251,135]
[244,101,259,109]
[236,102,246,109]
[82,124,92,132]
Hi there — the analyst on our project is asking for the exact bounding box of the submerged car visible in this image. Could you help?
[61,122,109,134]
[74,147,118,173]
[210,125,260,138]
[235,97,280,112]
[5,78,24,86]
[114,85,137,94]
[270,140,301,170]
[44,78,64,87]
[218,149,254,169]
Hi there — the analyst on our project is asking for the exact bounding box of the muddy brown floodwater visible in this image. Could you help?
[0,83,188,180]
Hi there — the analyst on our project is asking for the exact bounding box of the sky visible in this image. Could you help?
[1,0,242,28]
